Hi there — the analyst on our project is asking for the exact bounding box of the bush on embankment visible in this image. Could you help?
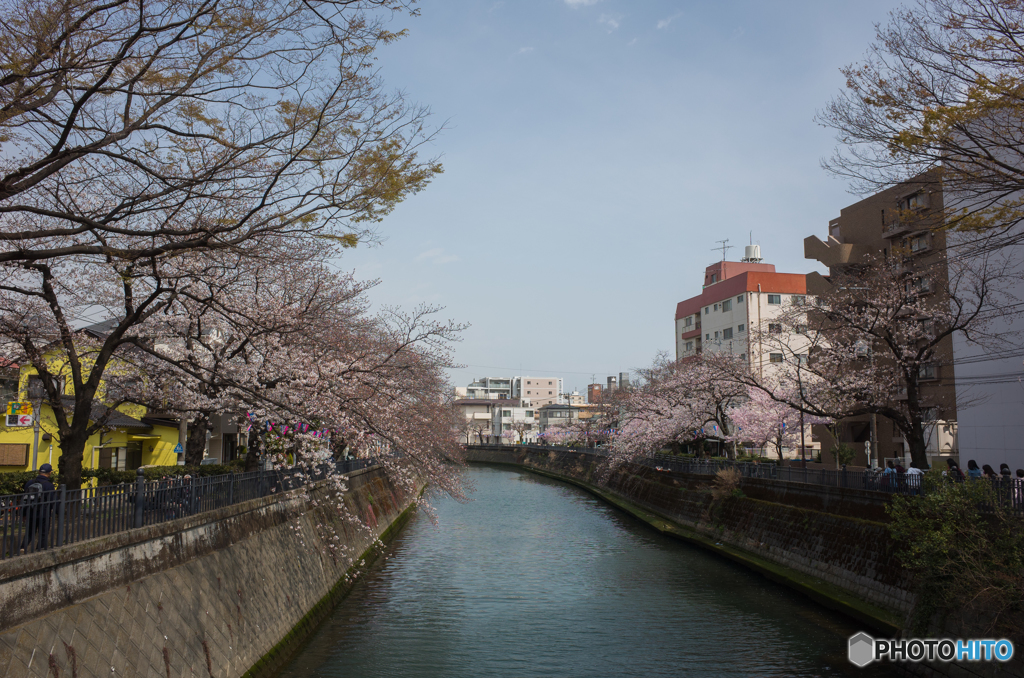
[887,468,1024,639]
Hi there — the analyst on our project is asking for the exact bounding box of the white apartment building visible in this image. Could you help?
[492,404,539,443]
[675,252,812,374]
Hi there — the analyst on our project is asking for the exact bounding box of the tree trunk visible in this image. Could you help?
[55,429,88,490]
[185,412,210,466]
[907,423,930,470]
[244,430,262,472]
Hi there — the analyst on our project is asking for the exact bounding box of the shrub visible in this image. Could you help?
[888,469,1024,637]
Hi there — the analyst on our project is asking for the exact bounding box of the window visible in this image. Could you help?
[737,324,745,333]
[722,328,733,339]
[907,235,929,252]
[793,354,808,366]
[527,381,531,385]
[900,193,927,210]
[706,333,710,340]
[767,294,781,305]
[796,324,808,335]
[921,407,938,421]
[713,303,719,311]
[548,391,553,395]
[739,353,746,361]
[684,316,693,327]
[548,381,552,385]
[769,353,784,363]
[791,295,806,306]
[768,323,782,334]
[919,363,938,380]
[709,274,717,283]
[503,423,511,431]
[526,390,531,394]
[737,295,743,303]
[525,410,533,417]
[501,410,511,417]
[722,299,732,312]
[714,331,720,339]
[685,341,693,351]
[704,307,709,315]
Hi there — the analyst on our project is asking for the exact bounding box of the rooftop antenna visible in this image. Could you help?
[713,239,732,261]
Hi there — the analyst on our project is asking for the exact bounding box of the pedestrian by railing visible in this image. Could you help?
[0,458,373,561]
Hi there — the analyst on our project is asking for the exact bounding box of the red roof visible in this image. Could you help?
[675,271,808,321]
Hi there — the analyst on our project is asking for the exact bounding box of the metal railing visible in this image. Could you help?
[0,458,373,560]
[640,453,1024,513]
[468,444,1023,514]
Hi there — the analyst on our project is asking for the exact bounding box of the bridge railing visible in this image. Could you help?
[0,458,374,561]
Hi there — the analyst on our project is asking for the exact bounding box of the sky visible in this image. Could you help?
[335,0,904,394]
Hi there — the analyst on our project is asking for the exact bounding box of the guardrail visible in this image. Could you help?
[0,459,373,561]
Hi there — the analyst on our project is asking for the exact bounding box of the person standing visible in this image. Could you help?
[966,459,982,480]
[20,463,55,553]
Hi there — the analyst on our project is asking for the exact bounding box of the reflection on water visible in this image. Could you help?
[273,466,899,677]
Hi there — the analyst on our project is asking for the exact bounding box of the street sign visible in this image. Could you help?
[5,413,32,426]
[173,443,183,455]
[7,402,32,416]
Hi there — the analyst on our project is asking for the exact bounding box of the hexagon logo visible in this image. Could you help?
[848,632,875,667]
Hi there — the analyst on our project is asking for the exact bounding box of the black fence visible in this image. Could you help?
[469,444,1023,515]
[0,459,373,561]
[640,453,1024,514]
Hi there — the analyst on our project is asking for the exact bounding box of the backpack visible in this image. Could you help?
[25,482,43,502]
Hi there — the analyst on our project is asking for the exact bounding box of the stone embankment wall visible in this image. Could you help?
[0,466,419,678]
[468,446,1024,678]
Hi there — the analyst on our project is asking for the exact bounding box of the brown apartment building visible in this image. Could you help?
[804,173,958,467]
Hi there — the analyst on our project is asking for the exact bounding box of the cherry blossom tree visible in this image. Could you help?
[609,353,746,464]
[727,387,830,462]
[0,1,444,488]
[734,251,1016,470]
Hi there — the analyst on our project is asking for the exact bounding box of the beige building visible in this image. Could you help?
[804,174,958,468]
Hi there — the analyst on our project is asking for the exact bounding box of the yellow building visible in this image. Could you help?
[0,356,182,474]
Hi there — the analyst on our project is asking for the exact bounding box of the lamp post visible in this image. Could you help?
[28,378,44,471]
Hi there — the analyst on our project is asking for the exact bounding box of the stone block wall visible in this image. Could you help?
[0,466,419,678]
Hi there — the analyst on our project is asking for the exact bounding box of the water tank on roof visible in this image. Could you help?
[743,244,762,263]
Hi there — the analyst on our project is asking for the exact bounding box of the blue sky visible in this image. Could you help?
[339,0,902,393]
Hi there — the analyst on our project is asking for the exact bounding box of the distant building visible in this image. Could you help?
[538,403,579,434]
[674,248,809,374]
[565,391,585,406]
[463,377,513,400]
[587,383,603,403]
[510,376,562,407]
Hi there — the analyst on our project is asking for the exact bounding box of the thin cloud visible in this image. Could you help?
[517,46,534,55]
[598,13,622,32]
[565,0,600,6]
[416,247,460,265]
[657,12,682,29]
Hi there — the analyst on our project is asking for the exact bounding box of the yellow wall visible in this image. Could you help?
[0,407,181,473]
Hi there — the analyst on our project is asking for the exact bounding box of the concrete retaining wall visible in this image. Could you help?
[468,446,1024,678]
[0,466,419,678]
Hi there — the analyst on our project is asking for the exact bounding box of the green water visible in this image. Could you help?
[273,465,897,677]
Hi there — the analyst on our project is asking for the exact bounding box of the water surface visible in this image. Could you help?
[274,466,896,677]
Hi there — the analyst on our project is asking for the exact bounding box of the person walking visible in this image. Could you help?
[19,463,55,553]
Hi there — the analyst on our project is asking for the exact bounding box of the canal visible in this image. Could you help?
[273,465,896,677]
